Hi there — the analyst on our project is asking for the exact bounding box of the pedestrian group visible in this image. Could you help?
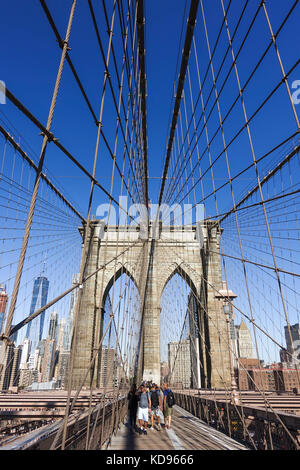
[127,381,175,435]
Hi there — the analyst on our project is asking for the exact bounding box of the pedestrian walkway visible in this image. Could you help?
[106,405,248,451]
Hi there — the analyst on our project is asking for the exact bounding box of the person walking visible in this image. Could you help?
[163,382,175,430]
[149,383,161,431]
[127,383,138,431]
[157,385,164,429]
[137,384,151,435]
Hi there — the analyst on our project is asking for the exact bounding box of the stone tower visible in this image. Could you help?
[70,220,231,390]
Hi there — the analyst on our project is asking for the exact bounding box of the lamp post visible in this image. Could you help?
[215,282,239,405]
[224,301,239,405]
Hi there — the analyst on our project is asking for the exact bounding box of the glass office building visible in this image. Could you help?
[26,277,49,353]
[0,284,8,334]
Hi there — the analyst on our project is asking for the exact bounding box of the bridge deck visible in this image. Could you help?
[107,405,248,451]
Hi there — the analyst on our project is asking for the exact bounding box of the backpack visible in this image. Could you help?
[151,390,159,408]
[167,390,175,407]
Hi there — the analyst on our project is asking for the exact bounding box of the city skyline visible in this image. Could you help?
[2,270,299,371]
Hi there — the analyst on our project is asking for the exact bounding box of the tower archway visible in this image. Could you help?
[160,266,208,389]
[97,269,141,388]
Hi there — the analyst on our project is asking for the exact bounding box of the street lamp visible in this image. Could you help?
[224,301,239,405]
[216,281,239,405]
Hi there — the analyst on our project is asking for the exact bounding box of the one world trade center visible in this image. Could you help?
[26,276,49,353]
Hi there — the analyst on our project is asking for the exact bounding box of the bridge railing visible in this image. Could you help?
[1,395,128,450]
[174,392,300,451]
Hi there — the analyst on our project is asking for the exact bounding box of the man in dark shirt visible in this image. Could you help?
[127,384,138,431]
[163,382,174,430]
[149,383,162,430]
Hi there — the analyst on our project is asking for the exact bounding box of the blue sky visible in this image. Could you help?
[0,0,299,213]
[0,0,191,347]
[0,0,190,215]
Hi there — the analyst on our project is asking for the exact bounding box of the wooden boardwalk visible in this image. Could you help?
[107,405,248,451]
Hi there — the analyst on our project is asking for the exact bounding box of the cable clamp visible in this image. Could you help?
[0,334,13,345]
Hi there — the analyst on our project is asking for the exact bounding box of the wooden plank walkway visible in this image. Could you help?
[107,405,248,451]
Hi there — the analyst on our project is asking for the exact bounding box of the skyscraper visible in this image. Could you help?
[40,338,55,382]
[64,274,79,351]
[0,284,8,334]
[10,325,18,345]
[26,276,49,353]
[20,338,30,369]
[99,347,115,388]
[284,323,300,362]
[56,318,66,352]
[237,320,255,359]
[48,312,58,341]
[28,349,39,370]
[0,344,22,390]
[168,340,191,388]
[56,351,70,388]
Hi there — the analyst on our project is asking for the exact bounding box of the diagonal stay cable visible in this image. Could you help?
[4,87,138,223]
[158,0,200,207]
[2,0,78,348]
[39,0,137,204]
[0,124,85,223]
[1,238,142,342]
